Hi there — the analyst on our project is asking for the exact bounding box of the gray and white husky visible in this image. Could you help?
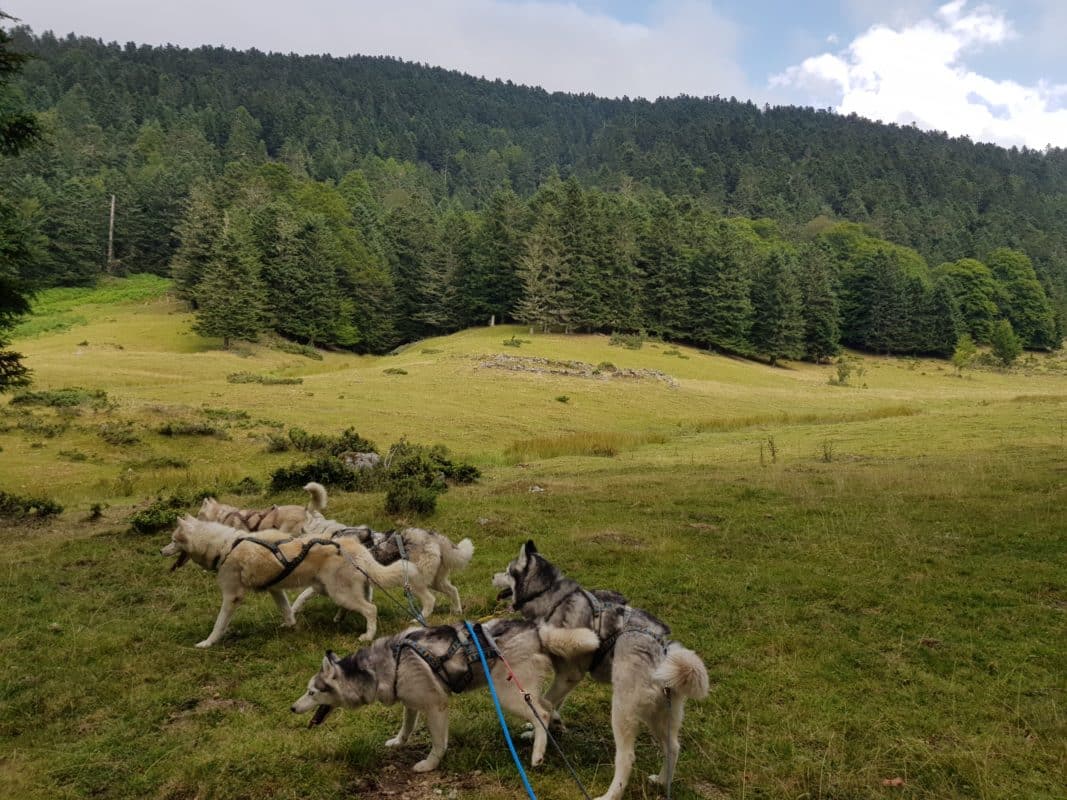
[291,619,599,772]
[493,541,709,800]
[294,514,474,618]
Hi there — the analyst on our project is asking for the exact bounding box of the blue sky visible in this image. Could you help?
[10,1,1067,148]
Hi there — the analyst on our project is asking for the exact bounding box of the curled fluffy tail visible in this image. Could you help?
[440,536,474,571]
[653,645,709,700]
[303,482,328,512]
[539,625,600,658]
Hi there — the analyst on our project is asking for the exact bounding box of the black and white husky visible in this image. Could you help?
[493,541,709,800]
[290,619,599,772]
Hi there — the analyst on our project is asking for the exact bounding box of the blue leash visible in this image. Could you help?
[464,620,538,800]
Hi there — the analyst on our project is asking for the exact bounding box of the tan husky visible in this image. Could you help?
[196,482,326,534]
[161,516,410,648]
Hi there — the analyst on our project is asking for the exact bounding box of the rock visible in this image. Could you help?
[341,451,381,470]
[529,485,545,493]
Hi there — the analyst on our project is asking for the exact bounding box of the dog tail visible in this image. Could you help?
[303,482,328,512]
[653,644,709,700]
[440,536,475,572]
[539,625,600,659]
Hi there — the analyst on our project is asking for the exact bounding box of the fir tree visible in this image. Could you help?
[690,221,755,353]
[750,248,804,364]
[989,319,1022,367]
[192,226,267,349]
[637,195,690,339]
[171,181,222,303]
[515,211,570,333]
[797,244,840,362]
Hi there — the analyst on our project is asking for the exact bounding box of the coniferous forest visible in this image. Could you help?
[1,25,1065,362]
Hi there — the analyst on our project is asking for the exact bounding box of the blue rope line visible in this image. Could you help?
[464,620,538,800]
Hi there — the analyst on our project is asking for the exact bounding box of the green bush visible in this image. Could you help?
[10,387,109,408]
[265,433,290,453]
[0,490,63,519]
[98,421,140,446]
[128,495,188,534]
[157,421,222,437]
[383,367,408,375]
[288,426,376,456]
[270,456,360,492]
[230,476,263,495]
[276,341,324,360]
[227,372,303,385]
[384,477,439,516]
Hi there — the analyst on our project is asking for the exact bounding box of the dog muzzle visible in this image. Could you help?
[496,587,513,602]
[307,705,334,728]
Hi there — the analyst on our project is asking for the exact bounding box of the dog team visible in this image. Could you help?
[161,482,709,800]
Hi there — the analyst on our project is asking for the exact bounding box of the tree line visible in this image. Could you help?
[0,21,1062,379]
[175,161,1057,362]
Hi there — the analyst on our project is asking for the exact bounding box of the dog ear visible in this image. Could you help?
[524,540,538,556]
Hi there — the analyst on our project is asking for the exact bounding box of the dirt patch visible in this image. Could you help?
[163,696,254,732]
[478,354,678,387]
[347,763,497,799]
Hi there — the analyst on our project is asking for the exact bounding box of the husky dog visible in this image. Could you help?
[197,482,327,534]
[493,541,709,800]
[291,619,599,772]
[295,514,474,618]
[161,516,414,647]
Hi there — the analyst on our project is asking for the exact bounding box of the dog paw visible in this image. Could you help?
[280,619,297,628]
[648,773,665,786]
[384,736,405,747]
[194,640,213,649]
[530,754,544,768]
[358,632,373,642]
[412,758,439,773]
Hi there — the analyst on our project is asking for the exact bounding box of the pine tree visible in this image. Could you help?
[797,244,840,363]
[750,248,804,364]
[515,212,570,333]
[637,195,690,339]
[192,226,267,349]
[989,318,1022,367]
[462,188,525,325]
[690,221,756,353]
[921,280,962,356]
[171,182,222,302]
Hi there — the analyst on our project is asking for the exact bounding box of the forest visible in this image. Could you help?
[0,24,1063,363]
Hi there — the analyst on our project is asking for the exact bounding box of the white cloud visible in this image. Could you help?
[772,1,1067,149]
[8,0,750,100]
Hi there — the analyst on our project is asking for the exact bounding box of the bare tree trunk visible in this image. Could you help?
[107,194,116,274]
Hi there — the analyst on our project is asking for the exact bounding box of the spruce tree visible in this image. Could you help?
[989,319,1022,367]
[921,280,962,357]
[515,212,570,333]
[690,221,755,353]
[637,195,690,339]
[750,248,804,364]
[171,182,222,303]
[797,244,840,362]
[462,188,525,325]
[192,226,267,349]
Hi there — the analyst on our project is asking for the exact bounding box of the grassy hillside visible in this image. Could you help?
[1,278,1065,800]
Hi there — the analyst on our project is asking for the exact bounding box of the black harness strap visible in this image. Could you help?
[227,536,340,589]
[391,625,497,696]
[589,610,672,673]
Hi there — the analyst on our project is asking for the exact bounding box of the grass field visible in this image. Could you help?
[1,276,1065,800]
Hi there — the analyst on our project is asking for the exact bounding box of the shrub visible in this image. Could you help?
[384,477,439,516]
[383,367,408,375]
[98,421,140,446]
[10,387,108,409]
[128,495,188,534]
[277,340,324,360]
[157,421,222,437]
[556,395,570,403]
[265,433,290,453]
[0,490,63,520]
[288,426,376,456]
[230,476,263,495]
[58,449,89,462]
[270,456,360,492]
[128,456,189,470]
[201,407,250,421]
[502,336,530,348]
[386,439,480,486]
[609,331,644,350]
[227,372,303,385]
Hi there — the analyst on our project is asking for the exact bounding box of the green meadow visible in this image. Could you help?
[1,276,1065,799]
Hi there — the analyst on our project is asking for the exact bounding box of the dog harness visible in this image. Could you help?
[212,536,340,589]
[589,607,673,672]
[220,507,277,531]
[329,527,404,565]
[390,624,498,696]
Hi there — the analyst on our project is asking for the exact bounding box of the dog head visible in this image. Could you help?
[493,539,556,611]
[291,650,376,727]
[160,515,195,571]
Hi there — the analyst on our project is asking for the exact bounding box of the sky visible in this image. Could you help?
[8,0,1067,149]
